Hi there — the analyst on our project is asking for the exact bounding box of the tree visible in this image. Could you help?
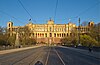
[0,26,9,46]
[18,26,36,45]
[60,36,73,45]
[88,23,100,46]
[71,37,78,46]
[71,27,79,46]
[7,35,16,46]
[80,34,98,46]
[0,36,7,45]
[0,26,4,35]
[28,38,36,45]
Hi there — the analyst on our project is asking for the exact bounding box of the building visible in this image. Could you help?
[7,19,94,44]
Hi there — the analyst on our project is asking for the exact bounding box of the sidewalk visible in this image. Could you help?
[60,46,100,59]
[0,45,42,55]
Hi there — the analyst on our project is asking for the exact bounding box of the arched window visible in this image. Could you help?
[50,27,52,31]
[50,33,52,37]
[60,33,61,37]
[9,24,10,27]
[45,33,47,37]
[54,33,56,37]
[62,33,63,37]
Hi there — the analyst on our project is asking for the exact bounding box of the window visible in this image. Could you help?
[9,24,10,27]
[57,34,59,37]
[67,33,68,36]
[9,28,10,31]
[33,33,34,37]
[70,33,72,36]
[50,27,52,31]
[54,33,56,37]
[62,33,63,37]
[29,33,31,36]
[64,33,66,37]
[45,33,47,37]
[50,33,52,37]
[38,33,39,37]
[60,33,61,37]
[42,33,44,37]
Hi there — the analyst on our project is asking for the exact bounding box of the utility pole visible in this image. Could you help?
[98,23,100,44]
[78,18,81,46]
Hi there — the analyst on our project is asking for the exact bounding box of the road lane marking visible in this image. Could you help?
[11,47,44,65]
[54,48,66,65]
[29,49,44,65]
[45,47,51,65]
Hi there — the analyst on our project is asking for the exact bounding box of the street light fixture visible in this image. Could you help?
[78,18,81,46]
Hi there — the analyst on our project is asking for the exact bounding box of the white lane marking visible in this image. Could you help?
[54,48,66,65]
[45,47,51,65]
[29,49,44,65]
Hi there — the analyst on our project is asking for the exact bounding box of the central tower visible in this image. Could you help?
[47,19,54,44]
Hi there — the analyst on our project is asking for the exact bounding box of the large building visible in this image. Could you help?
[7,19,94,44]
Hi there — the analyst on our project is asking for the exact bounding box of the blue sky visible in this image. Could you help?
[0,0,100,27]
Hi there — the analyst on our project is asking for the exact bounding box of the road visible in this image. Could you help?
[0,46,99,65]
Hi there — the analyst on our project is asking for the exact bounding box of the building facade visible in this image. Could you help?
[7,19,94,44]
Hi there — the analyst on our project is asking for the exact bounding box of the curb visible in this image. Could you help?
[0,46,42,55]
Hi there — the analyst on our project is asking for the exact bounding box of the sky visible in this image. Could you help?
[0,0,100,27]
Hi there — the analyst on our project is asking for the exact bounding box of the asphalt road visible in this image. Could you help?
[0,46,99,65]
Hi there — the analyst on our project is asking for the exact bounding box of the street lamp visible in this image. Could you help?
[78,18,81,46]
[98,23,100,44]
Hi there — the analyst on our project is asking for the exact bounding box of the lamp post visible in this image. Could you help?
[98,23,100,44]
[78,18,81,46]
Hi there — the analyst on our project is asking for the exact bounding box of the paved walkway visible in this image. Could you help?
[60,46,100,59]
[0,45,42,55]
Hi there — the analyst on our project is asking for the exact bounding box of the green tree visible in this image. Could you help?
[28,38,36,45]
[0,26,9,46]
[18,26,36,45]
[0,36,7,45]
[71,27,79,46]
[80,34,98,46]
[71,37,78,46]
[7,35,16,46]
[60,27,79,46]
[60,36,73,45]
[89,23,100,46]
